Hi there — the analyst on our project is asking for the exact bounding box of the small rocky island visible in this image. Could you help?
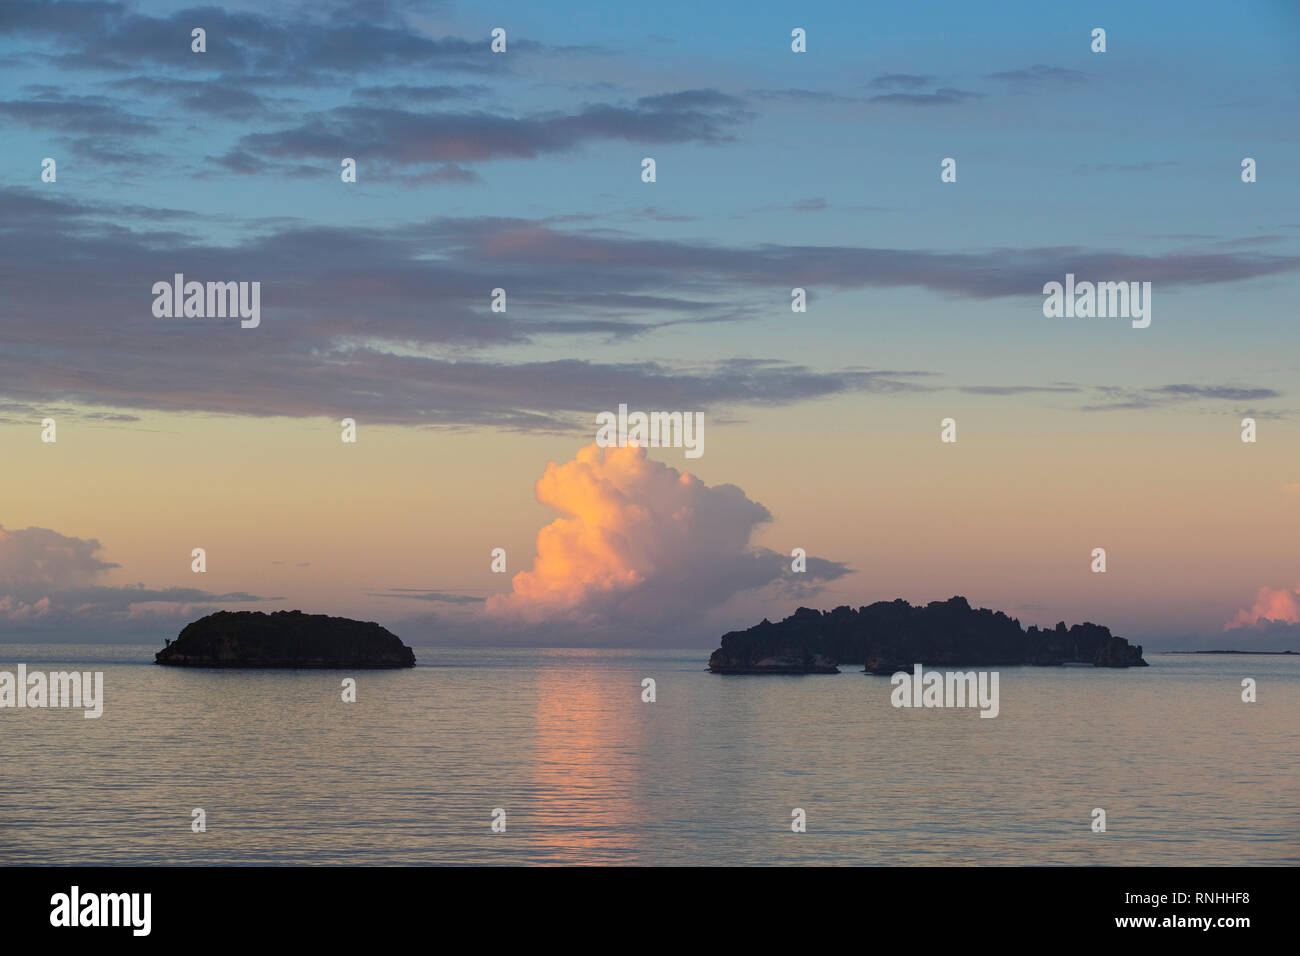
[708,596,1146,674]
[155,610,416,668]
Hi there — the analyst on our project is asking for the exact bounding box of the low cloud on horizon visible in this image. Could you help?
[0,524,276,639]
[2,513,1297,651]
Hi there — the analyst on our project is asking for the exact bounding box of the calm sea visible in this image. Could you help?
[0,646,1295,865]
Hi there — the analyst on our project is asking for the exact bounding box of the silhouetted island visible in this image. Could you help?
[155,610,416,668]
[708,596,1146,674]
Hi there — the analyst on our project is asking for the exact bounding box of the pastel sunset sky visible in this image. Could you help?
[1,0,1297,649]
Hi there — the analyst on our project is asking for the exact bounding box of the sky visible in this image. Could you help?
[1,0,1298,649]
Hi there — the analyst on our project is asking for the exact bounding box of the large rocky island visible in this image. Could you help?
[708,596,1146,674]
[155,610,416,668]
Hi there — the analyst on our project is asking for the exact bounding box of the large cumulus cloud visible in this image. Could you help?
[485,443,847,639]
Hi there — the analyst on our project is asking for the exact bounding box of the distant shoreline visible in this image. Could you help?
[1166,649,1297,655]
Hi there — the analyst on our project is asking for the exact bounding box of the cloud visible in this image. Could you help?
[61,135,159,165]
[0,525,119,590]
[868,74,937,90]
[105,75,273,120]
[959,385,1083,396]
[748,88,857,105]
[626,206,696,222]
[210,148,271,174]
[1152,385,1278,401]
[394,162,479,184]
[2,0,512,77]
[232,91,748,168]
[367,588,486,604]
[351,83,490,105]
[0,524,272,637]
[1227,583,1300,629]
[436,222,1300,298]
[0,94,157,134]
[957,382,1285,413]
[484,444,848,639]
[0,187,1293,426]
[867,88,983,106]
[636,89,744,111]
[1081,384,1282,411]
[985,65,1089,90]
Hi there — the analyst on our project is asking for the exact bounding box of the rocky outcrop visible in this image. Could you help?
[708,650,839,674]
[155,610,416,668]
[708,596,1146,674]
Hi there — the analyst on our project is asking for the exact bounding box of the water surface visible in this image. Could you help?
[1,646,1295,865]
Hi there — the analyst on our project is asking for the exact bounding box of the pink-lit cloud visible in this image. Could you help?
[486,443,846,637]
[1226,583,1300,630]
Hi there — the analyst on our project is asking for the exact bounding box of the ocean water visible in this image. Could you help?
[0,646,1295,866]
